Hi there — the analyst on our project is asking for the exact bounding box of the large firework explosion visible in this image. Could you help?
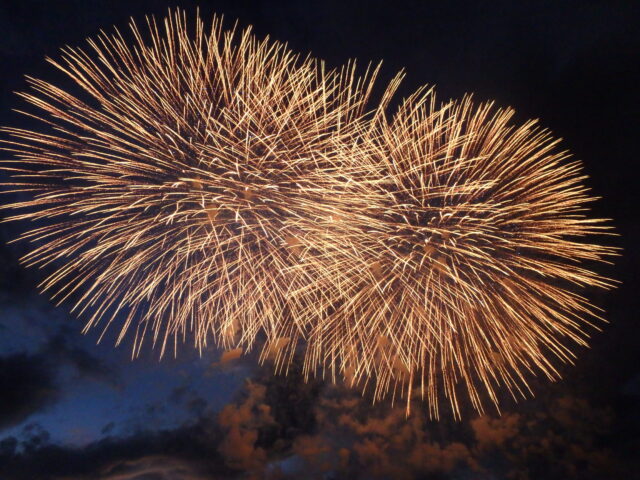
[0,10,391,361]
[1,10,615,416]
[299,90,616,416]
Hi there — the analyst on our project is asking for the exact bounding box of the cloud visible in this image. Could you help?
[407,441,478,476]
[101,423,116,436]
[266,382,632,480]
[218,381,275,471]
[84,455,212,480]
[0,323,119,433]
[219,348,243,366]
[0,362,320,480]
[0,284,120,436]
[205,348,251,378]
[168,384,211,418]
[470,413,520,452]
[0,353,57,430]
[20,423,51,453]
[41,328,119,386]
[0,437,18,457]
[0,420,231,480]
[0,358,636,480]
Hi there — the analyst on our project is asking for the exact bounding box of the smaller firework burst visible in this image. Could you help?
[298,88,616,417]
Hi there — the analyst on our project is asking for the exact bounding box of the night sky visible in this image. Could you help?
[0,1,639,479]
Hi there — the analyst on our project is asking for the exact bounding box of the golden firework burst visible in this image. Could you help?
[0,10,393,362]
[298,89,616,417]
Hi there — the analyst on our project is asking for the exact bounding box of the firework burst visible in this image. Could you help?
[299,89,616,417]
[0,10,391,362]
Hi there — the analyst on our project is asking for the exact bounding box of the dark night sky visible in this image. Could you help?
[0,1,638,479]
